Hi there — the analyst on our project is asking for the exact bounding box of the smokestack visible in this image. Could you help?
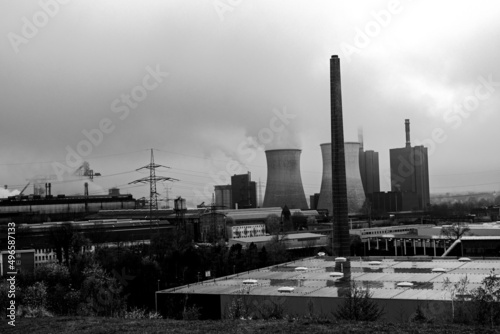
[358,127,364,151]
[48,183,51,196]
[330,55,350,257]
[405,119,411,148]
[84,182,89,196]
[4,185,7,190]
[263,149,308,209]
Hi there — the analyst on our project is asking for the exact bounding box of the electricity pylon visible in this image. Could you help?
[129,149,178,228]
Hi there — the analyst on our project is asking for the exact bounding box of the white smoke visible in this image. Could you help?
[0,188,20,198]
[51,175,105,196]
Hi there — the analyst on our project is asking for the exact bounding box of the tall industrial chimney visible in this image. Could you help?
[263,149,308,209]
[330,55,350,257]
[405,119,411,148]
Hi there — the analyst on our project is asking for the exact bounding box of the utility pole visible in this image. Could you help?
[129,149,178,229]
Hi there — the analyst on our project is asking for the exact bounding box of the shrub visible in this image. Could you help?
[182,305,201,320]
[16,305,53,318]
[23,281,48,309]
[123,307,162,319]
[334,281,384,321]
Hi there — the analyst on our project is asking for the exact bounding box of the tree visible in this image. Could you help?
[78,264,127,317]
[291,211,307,230]
[48,222,76,265]
[334,280,384,321]
[265,214,281,236]
[440,222,472,241]
[306,215,316,227]
[442,275,471,323]
[471,270,500,327]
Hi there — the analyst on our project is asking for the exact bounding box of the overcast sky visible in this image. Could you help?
[1,0,500,206]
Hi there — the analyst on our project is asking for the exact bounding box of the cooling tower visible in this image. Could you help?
[317,143,366,214]
[344,142,366,212]
[263,149,308,209]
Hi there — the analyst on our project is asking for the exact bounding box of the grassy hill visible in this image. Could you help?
[2,317,500,334]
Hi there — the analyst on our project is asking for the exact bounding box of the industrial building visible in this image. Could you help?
[157,256,500,322]
[231,172,257,209]
[262,149,308,209]
[358,128,380,198]
[0,194,137,224]
[390,119,430,211]
[214,185,232,210]
[228,232,328,250]
[359,150,380,197]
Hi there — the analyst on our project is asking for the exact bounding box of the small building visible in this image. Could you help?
[228,232,328,250]
[1,249,35,276]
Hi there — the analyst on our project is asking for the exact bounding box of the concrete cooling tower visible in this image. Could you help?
[317,142,366,214]
[263,149,308,209]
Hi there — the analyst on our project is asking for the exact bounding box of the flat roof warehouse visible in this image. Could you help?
[157,256,500,322]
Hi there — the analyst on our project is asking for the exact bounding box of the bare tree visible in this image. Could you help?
[442,275,471,322]
[440,222,472,241]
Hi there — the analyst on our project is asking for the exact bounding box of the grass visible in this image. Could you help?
[2,317,500,334]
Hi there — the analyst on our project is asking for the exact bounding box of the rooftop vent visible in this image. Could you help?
[397,282,414,287]
[368,261,382,266]
[329,272,344,278]
[278,287,294,293]
[243,279,258,285]
[295,267,308,272]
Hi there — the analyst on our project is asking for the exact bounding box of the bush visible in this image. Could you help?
[334,281,384,321]
[470,270,500,327]
[23,281,48,309]
[123,307,163,319]
[17,305,53,318]
[77,264,127,317]
[410,304,432,324]
[182,305,201,320]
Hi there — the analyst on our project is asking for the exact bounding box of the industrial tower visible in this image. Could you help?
[129,149,178,227]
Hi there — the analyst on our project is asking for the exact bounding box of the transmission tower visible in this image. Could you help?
[129,149,178,228]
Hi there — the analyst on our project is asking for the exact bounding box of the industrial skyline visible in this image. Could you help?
[1,1,500,206]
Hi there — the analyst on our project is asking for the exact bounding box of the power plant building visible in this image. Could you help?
[317,142,366,215]
[390,119,430,211]
[231,172,257,209]
[214,185,232,209]
[359,149,380,196]
[263,149,308,209]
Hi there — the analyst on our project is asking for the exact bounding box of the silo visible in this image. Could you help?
[263,149,308,209]
[317,142,366,214]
